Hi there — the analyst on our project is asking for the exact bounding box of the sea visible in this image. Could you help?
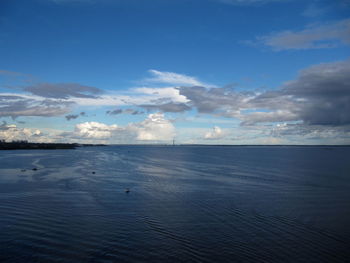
[0,145,349,262]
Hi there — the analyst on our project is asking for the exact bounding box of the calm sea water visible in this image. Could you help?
[0,146,349,262]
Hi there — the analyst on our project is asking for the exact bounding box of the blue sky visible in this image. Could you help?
[1,0,350,144]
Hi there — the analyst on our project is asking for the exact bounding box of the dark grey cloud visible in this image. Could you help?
[179,59,350,127]
[124,109,144,115]
[106,109,123,115]
[179,86,251,114]
[274,59,350,125]
[23,82,102,99]
[106,108,144,116]
[65,114,79,121]
[65,111,87,121]
[140,102,191,113]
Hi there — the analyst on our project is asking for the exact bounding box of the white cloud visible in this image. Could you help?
[133,87,189,103]
[145,70,208,87]
[134,112,175,141]
[63,112,175,143]
[0,123,44,142]
[75,122,118,139]
[204,126,225,139]
[258,19,350,50]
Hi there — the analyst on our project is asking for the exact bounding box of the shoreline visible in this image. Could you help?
[0,142,105,150]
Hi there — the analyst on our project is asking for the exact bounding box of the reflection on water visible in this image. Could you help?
[1,146,350,262]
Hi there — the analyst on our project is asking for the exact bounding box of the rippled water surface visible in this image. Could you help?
[1,146,350,262]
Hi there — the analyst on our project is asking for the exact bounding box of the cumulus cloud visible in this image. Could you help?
[62,113,175,143]
[258,19,350,50]
[75,122,118,139]
[134,112,175,141]
[0,123,44,142]
[204,126,225,140]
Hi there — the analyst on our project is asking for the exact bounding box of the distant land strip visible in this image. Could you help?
[0,141,105,150]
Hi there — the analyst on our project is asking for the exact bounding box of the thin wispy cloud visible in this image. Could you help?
[257,18,350,50]
[302,3,327,18]
[145,70,209,87]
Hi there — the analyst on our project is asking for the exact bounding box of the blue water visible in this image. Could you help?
[0,146,350,262]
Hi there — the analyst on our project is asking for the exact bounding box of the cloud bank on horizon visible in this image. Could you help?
[0,0,349,144]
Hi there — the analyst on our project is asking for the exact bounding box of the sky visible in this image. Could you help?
[0,0,350,145]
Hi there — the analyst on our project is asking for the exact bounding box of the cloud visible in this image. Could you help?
[140,102,191,113]
[62,113,175,143]
[243,59,350,125]
[106,108,144,115]
[0,94,73,119]
[65,114,79,121]
[106,109,123,115]
[280,59,350,125]
[270,123,350,143]
[240,111,299,126]
[257,19,350,50]
[204,126,225,139]
[24,82,102,99]
[75,122,118,139]
[145,70,208,87]
[64,111,86,121]
[124,109,144,115]
[0,123,44,142]
[179,86,251,114]
[179,59,350,127]
[134,112,175,141]
[133,87,189,103]
[302,4,327,18]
